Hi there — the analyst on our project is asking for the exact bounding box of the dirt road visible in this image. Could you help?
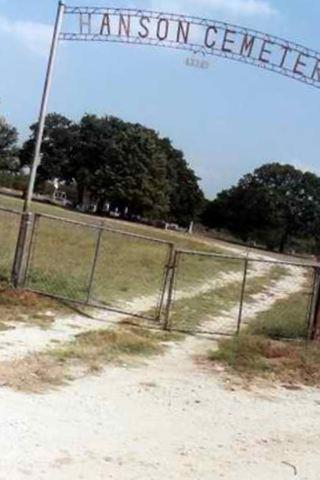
[0,335,319,480]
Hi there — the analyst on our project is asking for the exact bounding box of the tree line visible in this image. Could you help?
[1,113,204,226]
[202,163,320,253]
[1,113,320,253]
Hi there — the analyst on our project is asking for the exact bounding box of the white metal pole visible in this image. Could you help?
[23,1,65,212]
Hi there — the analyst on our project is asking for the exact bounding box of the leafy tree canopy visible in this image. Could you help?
[202,163,320,252]
[0,116,18,171]
[21,113,204,225]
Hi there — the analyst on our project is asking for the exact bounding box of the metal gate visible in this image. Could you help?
[165,249,318,337]
[24,213,173,322]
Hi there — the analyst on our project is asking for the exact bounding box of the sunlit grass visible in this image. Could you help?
[0,193,231,315]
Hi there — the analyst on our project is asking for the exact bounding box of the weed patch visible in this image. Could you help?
[0,325,168,393]
[0,354,65,393]
[0,288,66,328]
[51,327,165,372]
[247,292,309,340]
[209,334,320,386]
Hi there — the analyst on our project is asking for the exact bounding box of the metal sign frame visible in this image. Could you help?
[23,1,320,212]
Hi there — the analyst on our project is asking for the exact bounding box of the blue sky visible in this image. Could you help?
[0,0,319,198]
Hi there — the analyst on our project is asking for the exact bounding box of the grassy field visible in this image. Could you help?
[0,193,221,248]
[0,194,238,317]
[0,193,312,336]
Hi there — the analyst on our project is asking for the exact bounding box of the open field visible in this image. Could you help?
[0,193,223,249]
[0,194,239,317]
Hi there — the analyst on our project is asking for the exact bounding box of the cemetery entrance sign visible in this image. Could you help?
[62,6,320,89]
[24,2,320,212]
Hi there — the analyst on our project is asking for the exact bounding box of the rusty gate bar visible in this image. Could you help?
[157,243,175,324]
[309,267,320,340]
[163,250,179,331]
[236,256,249,334]
[24,213,39,289]
[306,267,319,337]
[86,226,103,303]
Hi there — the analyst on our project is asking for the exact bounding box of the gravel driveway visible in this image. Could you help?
[0,335,319,480]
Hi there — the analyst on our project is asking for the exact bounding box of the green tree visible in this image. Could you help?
[20,113,79,187]
[203,163,320,252]
[160,138,204,226]
[0,116,18,171]
[21,113,204,223]
[81,115,170,219]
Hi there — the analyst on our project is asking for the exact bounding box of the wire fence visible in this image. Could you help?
[0,206,319,339]
[167,250,318,338]
[24,213,172,321]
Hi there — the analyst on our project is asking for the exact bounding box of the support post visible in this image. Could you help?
[163,250,178,331]
[23,1,65,213]
[11,213,33,288]
[157,243,175,323]
[86,227,103,303]
[236,256,249,335]
[309,267,320,342]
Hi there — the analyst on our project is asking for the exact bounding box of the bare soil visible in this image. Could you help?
[0,336,320,479]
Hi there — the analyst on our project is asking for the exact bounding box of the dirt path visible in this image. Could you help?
[0,258,272,360]
[203,265,307,334]
[0,251,308,361]
[0,247,318,479]
[1,335,320,480]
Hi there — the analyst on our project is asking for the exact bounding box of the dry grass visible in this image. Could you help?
[0,326,168,393]
[0,354,65,393]
[0,288,67,329]
[51,326,166,372]
[209,335,320,386]
[207,284,318,386]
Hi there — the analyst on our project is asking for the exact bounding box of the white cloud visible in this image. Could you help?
[152,0,277,17]
[0,15,52,56]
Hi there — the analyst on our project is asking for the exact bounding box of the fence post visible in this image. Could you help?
[236,256,249,335]
[309,267,320,342]
[86,226,103,304]
[157,243,175,322]
[163,250,178,331]
[11,212,33,288]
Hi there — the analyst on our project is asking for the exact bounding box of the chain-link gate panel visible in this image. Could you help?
[25,215,98,302]
[88,228,172,320]
[169,251,246,335]
[0,208,21,284]
[239,259,316,338]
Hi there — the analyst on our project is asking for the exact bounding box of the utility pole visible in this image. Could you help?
[12,2,65,287]
[23,1,65,212]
